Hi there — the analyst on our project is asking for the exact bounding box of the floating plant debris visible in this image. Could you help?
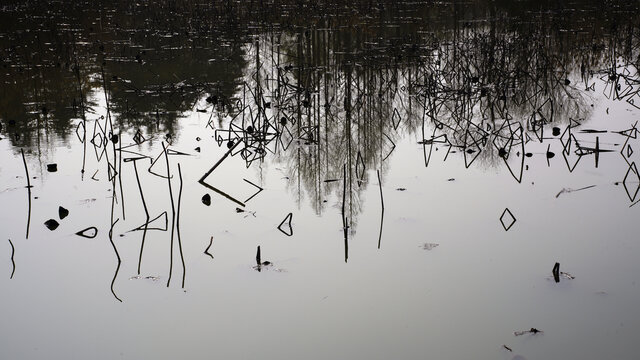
[500,208,516,231]
[58,206,69,220]
[204,236,214,259]
[552,262,575,282]
[75,227,98,239]
[277,213,293,236]
[129,275,160,281]
[44,219,60,231]
[555,185,597,198]
[8,239,15,279]
[552,262,560,283]
[253,245,272,272]
[514,328,543,336]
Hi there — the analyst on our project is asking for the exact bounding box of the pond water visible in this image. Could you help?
[1,1,640,359]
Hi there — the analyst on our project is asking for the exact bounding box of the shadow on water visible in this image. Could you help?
[1,0,639,299]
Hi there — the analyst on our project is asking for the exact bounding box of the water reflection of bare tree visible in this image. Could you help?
[3,0,636,155]
[1,0,639,297]
[232,32,419,236]
[2,0,639,248]
[221,3,639,236]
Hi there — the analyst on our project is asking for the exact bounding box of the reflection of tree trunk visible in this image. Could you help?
[297,31,302,203]
[344,31,353,233]
[256,39,262,124]
[489,1,496,128]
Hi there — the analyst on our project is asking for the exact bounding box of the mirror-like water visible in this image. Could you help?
[1,1,640,359]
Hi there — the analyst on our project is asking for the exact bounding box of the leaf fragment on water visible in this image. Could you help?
[421,243,439,250]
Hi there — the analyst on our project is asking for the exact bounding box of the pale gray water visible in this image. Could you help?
[1,1,640,359]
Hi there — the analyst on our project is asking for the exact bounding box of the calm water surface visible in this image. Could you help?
[1,1,640,359]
